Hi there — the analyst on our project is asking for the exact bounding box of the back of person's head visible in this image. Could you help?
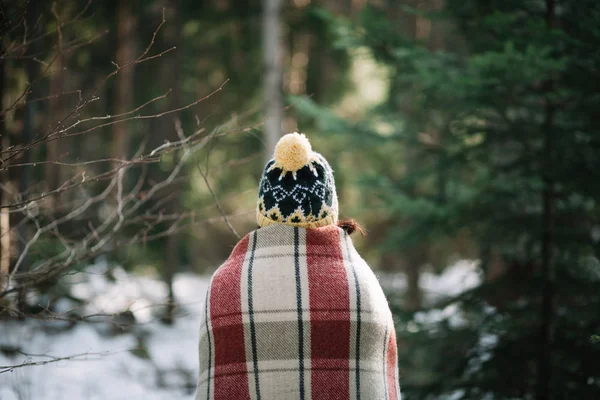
[257,132,339,229]
[256,132,365,235]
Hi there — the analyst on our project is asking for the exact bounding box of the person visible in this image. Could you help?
[194,132,400,400]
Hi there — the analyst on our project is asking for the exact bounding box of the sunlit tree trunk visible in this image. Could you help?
[0,49,10,288]
[262,0,283,160]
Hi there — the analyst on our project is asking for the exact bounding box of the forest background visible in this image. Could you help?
[1,0,599,399]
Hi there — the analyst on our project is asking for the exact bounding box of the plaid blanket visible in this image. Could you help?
[195,224,400,400]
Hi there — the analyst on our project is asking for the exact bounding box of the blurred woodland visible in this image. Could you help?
[1,0,600,399]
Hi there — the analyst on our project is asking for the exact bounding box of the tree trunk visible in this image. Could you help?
[405,245,425,310]
[16,0,40,312]
[428,0,446,50]
[0,49,10,289]
[262,0,283,160]
[45,53,64,211]
[163,200,178,325]
[157,0,182,325]
[112,0,136,166]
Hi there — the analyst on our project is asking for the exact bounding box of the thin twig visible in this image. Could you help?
[0,350,119,374]
[174,118,240,239]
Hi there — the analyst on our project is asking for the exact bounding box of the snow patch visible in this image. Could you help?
[378,259,481,305]
[414,303,468,329]
[0,265,210,400]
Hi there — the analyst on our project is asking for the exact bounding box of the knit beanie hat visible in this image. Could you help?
[256,132,338,228]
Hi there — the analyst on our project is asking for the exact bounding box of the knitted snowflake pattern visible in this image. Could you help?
[257,153,338,228]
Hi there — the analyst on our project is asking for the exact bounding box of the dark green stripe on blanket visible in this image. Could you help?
[294,227,305,399]
[248,231,261,399]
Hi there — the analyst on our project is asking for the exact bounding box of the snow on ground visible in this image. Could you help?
[0,259,481,400]
[0,263,210,400]
[378,259,482,305]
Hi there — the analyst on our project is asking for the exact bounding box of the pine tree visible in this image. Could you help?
[297,1,600,398]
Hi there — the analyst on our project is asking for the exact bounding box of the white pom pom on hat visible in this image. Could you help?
[274,132,312,171]
[267,132,320,180]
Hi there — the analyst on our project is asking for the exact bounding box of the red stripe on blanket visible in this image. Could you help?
[386,326,399,399]
[307,226,350,399]
[210,234,251,400]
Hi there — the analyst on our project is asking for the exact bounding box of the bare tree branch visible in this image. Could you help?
[0,350,120,374]
[176,118,241,239]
